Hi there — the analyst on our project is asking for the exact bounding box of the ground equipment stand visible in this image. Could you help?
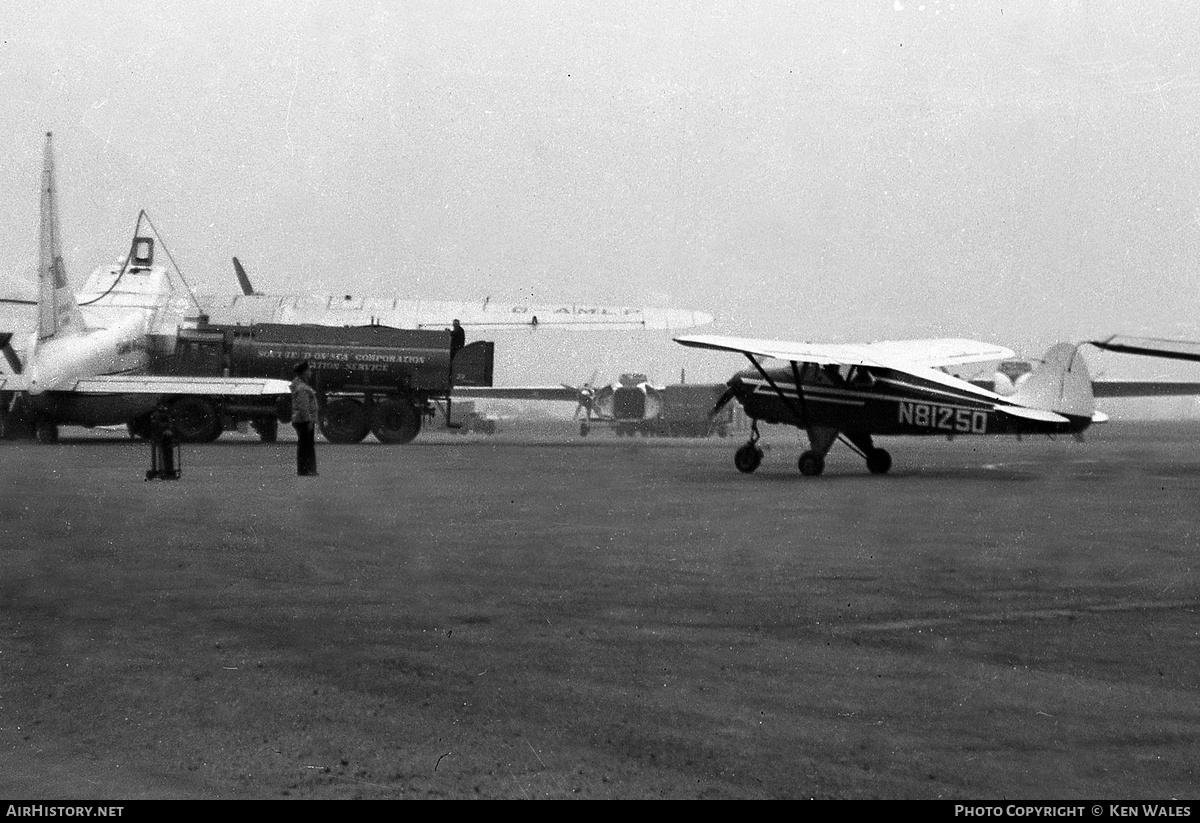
[146,435,182,481]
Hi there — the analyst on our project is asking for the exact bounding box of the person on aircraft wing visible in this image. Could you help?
[291,361,319,477]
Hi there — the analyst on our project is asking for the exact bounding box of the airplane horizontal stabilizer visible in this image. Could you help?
[0,375,30,391]
[66,375,292,396]
[995,405,1071,424]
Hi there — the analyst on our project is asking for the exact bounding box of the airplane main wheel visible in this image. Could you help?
[171,397,222,443]
[370,398,421,444]
[866,448,892,475]
[734,443,763,474]
[253,417,279,443]
[321,398,370,444]
[35,419,59,444]
[798,451,825,477]
[127,414,152,440]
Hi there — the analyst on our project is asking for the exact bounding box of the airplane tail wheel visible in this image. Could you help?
[734,443,763,474]
[866,448,892,475]
[798,451,824,477]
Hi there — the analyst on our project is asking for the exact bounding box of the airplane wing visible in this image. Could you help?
[62,375,292,396]
[1090,335,1200,363]
[453,385,581,402]
[196,294,714,332]
[674,334,1014,369]
[0,375,29,391]
[1092,380,1200,398]
[676,333,1016,402]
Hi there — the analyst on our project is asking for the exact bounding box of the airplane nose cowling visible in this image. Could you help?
[710,372,755,415]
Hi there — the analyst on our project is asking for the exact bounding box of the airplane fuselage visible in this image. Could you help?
[728,363,1092,437]
[24,310,158,426]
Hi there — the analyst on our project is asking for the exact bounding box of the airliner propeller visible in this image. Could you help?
[572,371,599,419]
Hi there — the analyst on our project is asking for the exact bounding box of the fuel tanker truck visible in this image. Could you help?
[145,322,494,443]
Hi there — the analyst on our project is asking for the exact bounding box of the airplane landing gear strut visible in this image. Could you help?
[844,432,891,475]
[733,420,763,474]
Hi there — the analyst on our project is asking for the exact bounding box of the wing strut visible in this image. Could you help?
[742,353,808,427]
[0,333,22,374]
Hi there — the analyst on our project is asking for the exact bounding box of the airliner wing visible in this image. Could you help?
[674,334,1013,369]
[1091,335,1200,363]
[65,375,292,396]
[1091,380,1200,398]
[453,386,581,402]
[0,375,29,391]
[196,294,714,332]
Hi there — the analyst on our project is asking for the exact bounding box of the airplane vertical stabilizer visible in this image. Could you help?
[37,132,85,342]
[1009,343,1095,419]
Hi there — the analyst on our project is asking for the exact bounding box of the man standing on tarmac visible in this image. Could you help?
[291,361,319,476]
[450,319,465,361]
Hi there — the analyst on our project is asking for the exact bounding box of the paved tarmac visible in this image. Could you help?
[0,422,1197,798]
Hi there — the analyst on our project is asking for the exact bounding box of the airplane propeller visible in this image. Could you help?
[709,384,737,417]
[572,371,599,419]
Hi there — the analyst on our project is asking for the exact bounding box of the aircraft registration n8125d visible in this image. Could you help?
[673,334,1107,476]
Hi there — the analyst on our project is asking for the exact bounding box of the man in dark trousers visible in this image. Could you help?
[291,361,319,476]
[450,319,465,361]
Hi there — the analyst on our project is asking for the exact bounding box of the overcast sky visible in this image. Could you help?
[2,1,1199,386]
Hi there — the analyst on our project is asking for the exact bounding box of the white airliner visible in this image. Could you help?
[197,260,714,332]
[0,133,290,442]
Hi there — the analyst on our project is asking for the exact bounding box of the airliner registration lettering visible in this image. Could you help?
[898,402,987,433]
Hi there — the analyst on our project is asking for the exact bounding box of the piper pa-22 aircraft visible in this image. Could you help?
[0,133,290,441]
[674,334,1106,476]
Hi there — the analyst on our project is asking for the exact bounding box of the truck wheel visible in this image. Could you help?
[370,398,422,444]
[321,398,370,443]
[253,417,279,443]
[171,397,222,442]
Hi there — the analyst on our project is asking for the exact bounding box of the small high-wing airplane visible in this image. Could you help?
[674,333,1106,476]
[0,133,290,442]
